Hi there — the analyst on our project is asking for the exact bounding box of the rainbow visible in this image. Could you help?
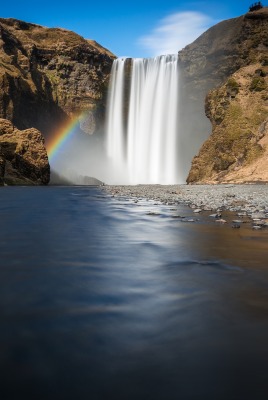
[46,112,87,162]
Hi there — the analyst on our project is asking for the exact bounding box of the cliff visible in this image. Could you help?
[179,8,268,183]
[0,18,115,137]
[187,63,268,183]
[0,118,49,185]
[0,18,115,185]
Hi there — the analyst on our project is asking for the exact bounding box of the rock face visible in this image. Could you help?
[0,118,49,185]
[0,18,115,137]
[0,17,115,185]
[180,8,268,93]
[178,7,268,181]
[187,63,268,183]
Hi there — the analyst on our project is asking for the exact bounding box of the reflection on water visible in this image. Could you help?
[0,187,268,400]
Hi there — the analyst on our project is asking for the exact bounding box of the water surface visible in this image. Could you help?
[1,186,268,400]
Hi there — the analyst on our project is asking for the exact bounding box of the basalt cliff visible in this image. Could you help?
[0,18,115,184]
[184,7,268,183]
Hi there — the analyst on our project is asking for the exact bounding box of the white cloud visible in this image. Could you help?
[138,11,214,57]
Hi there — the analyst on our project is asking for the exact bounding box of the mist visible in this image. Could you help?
[49,127,130,185]
[49,56,212,186]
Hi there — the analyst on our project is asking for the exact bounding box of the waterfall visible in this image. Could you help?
[106,55,181,184]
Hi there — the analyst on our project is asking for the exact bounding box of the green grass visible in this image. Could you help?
[250,77,267,92]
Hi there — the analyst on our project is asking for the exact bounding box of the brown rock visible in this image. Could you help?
[187,63,268,184]
[178,7,268,177]
[0,118,49,185]
[0,18,115,139]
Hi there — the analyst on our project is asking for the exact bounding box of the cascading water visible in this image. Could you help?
[106,55,181,184]
[106,59,126,171]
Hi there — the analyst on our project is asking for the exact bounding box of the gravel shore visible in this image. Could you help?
[103,184,268,228]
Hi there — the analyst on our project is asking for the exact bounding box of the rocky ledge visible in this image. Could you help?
[0,118,49,185]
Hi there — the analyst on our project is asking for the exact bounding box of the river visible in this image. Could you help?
[1,186,268,399]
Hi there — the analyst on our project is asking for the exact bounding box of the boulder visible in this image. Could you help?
[0,118,49,185]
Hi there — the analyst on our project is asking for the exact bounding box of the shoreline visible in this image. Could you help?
[103,184,268,229]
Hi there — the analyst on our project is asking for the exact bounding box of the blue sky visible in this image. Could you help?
[1,1,257,57]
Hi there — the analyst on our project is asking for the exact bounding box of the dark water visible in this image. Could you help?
[1,187,268,400]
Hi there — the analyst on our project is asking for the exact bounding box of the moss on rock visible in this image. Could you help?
[187,62,268,184]
[250,76,267,91]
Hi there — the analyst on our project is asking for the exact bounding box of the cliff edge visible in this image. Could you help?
[178,10,253,173]
[185,7,268,183]
[0,18,115,137]
[0,18,115,184]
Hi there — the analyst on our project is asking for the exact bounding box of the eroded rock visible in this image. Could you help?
[183,7,268,184]
[0,118,49,185]
[0,18,115,138]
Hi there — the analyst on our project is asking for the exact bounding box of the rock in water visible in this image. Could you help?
[209,213,222,218]
[232,224,241,229]
[216,219,227,224]
[0,118,49,185]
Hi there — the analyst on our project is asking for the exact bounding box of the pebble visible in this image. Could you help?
[103,184,268,230]
[252,212,266,219]
[210,213,222,218]
[194,209,202,213]
[253,220,266,226]
[216,219,227,224]
[232,224,241,229]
